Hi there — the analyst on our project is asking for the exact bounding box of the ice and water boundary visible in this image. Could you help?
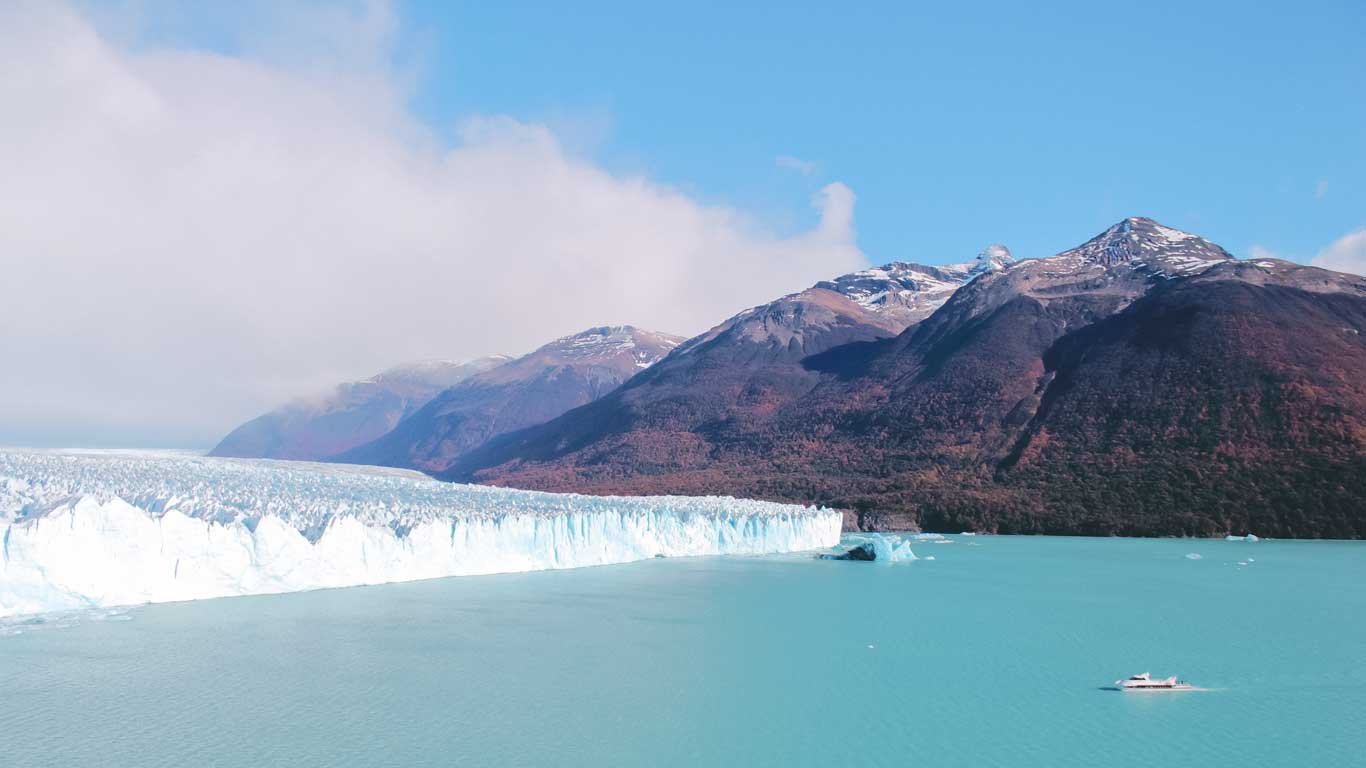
[1,449,840,618]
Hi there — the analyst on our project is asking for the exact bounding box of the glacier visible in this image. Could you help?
[0,449,840,618]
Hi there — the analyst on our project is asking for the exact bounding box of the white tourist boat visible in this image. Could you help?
[1115,672,1193,691]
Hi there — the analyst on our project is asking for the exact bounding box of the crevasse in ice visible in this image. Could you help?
[0,450,841,617]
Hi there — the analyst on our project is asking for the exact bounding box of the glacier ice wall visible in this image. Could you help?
[0,450,840,618]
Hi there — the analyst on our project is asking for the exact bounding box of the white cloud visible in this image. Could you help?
[0,2,866,447]
[1247,244,1281,261]
[776,155,816,176]
[1312,230,1366,276]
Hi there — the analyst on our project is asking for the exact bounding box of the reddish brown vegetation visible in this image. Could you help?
[449,274,1366,538]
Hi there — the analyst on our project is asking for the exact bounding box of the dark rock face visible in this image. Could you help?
[448,219,1366,539]
[818,544,877,561]
[208,357,508,461]
[333,327,684,472]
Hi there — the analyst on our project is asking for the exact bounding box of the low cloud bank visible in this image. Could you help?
[0,2,864,446]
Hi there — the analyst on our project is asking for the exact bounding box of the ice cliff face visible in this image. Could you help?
[0,450,839,618]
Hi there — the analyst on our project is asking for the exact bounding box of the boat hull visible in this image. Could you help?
[1117,684,1194,692]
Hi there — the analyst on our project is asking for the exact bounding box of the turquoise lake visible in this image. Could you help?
[3,536,1363,767]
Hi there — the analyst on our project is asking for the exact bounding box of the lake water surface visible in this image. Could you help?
[3,536,1362,767]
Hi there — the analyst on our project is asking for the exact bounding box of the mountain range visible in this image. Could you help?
[213,218,1366,537]
[443,218,1366,538]
[335,326,684,471]
[209,357,508,461]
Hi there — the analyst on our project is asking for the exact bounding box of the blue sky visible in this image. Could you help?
[4,0,1362,447]
[401,0,1363,263]
[116,0,1364,265]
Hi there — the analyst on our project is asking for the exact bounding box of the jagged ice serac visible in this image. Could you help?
[0,450,840,618]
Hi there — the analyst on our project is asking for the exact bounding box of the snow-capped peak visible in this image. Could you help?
[535,326,683,368]
[973,244,1014,275]
[936,244,1015,282]
[1054,217,1232,273]
[802,247,1016,329]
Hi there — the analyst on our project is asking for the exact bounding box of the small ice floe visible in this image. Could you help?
[1185,553,1203,560]
[1237,561,1248,566]
[1225,533,1260,542]
[0,607,134,637]
[867,644,876,650]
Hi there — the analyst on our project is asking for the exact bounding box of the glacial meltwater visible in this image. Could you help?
[2,535,1362,767]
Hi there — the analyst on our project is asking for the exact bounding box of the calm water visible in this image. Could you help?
[3,536,1363,767]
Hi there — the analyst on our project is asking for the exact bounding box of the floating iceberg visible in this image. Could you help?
[871,534,919,562]
[0,450,840,618]
[820,533,919,563]
[1224,534,1260,542]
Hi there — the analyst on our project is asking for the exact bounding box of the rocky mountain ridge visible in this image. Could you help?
[445,218,1366,538]
[332,326,684,472]
[208,356,508,461]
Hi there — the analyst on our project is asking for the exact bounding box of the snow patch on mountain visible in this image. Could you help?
[970,244,1013,276]
[815,245,1016,325]
[538,326,681,368]
[1053,217,1233,273]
